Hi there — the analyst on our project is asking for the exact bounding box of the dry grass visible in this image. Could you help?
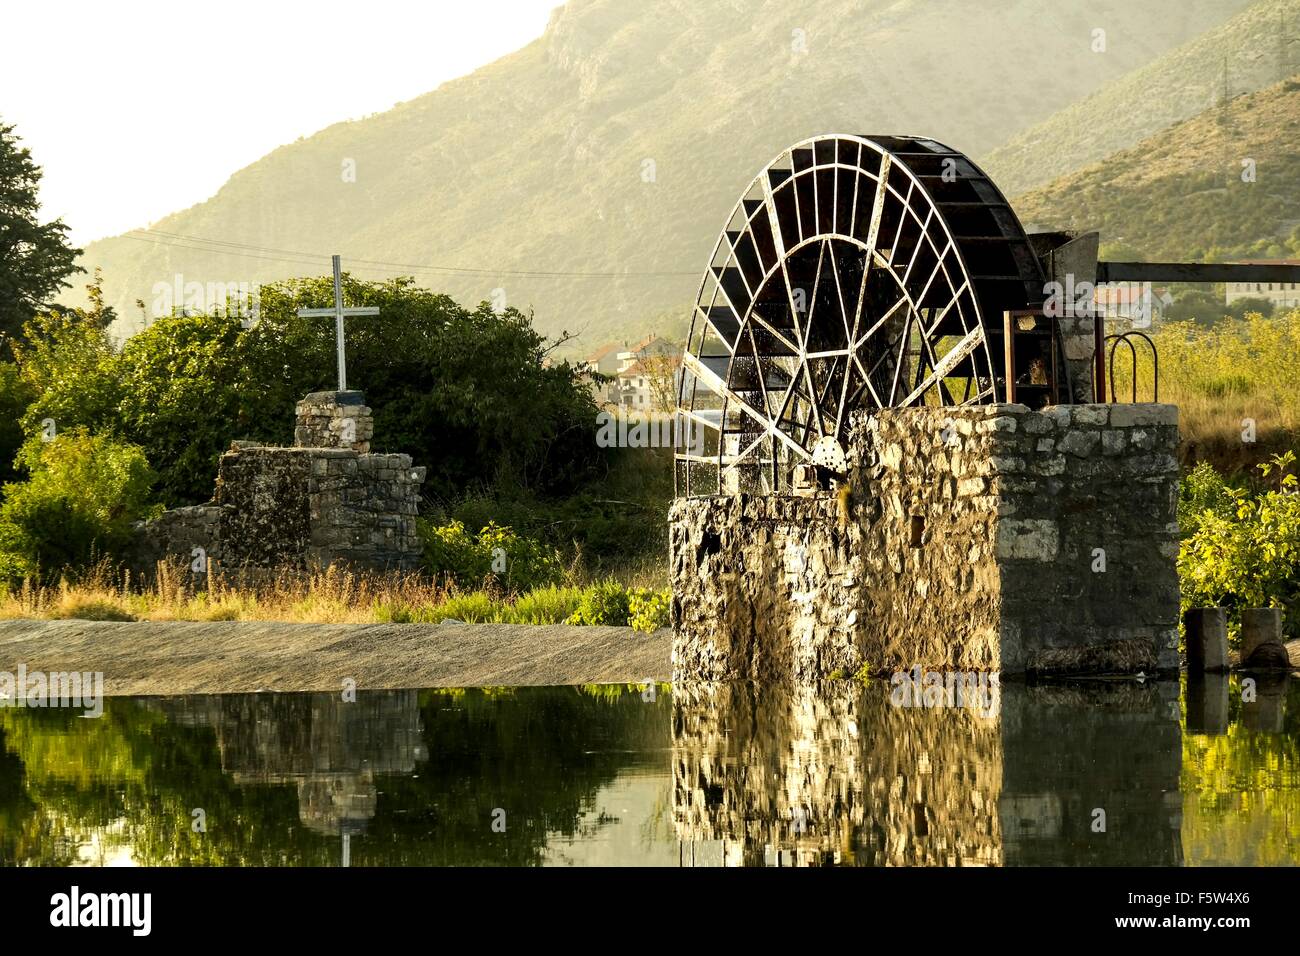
[0,560,452,624]
[0,560,663,627]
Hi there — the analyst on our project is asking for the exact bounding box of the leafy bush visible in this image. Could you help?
[504,585,584,624]
[0,431,160,583]
[1178,454,1300,642]
[433,592,497,623]
[1178,461,1239,537]
[627,587,671,632]
[419,519,562,592]
[566,579,631,627]
[443,445,674,575]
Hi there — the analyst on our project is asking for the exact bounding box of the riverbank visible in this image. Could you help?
[0,619,671,696]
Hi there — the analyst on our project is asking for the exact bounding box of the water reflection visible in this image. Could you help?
[0,677,1295,866]
[152,693,426,862]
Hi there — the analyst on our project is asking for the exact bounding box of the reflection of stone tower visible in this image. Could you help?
[154,690,425,859]
[673,682,1003,866]
[998,682,1182,866]
[673,681,1180,866]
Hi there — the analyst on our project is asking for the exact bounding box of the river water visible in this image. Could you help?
[0,676,1295,866]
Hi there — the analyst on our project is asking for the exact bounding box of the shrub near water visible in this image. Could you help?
[1179,453,1300,642]
[566,579,631,626]
[627,587,671,632]
[0,431,160,583]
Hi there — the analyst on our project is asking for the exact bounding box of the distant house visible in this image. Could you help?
[1092,282,1170,325]
[582,341,622,377]
[579,342,622,405]
[584,334,684,411]
[1225,260,1300,310]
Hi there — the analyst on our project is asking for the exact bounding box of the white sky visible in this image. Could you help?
[1,0,561,244]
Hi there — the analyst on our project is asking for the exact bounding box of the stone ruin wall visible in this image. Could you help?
[670,403,1180,680]
[132,391,425,575]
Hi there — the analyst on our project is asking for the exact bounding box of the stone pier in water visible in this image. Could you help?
[670,403,1181,680]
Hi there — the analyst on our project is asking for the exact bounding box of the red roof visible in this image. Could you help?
[585,341,619,363]
[619,355,681,379]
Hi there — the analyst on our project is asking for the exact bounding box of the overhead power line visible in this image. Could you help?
[119,228,698,281]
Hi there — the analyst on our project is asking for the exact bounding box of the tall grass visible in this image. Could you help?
[1113,309,1300,474]
[0,561,645,627]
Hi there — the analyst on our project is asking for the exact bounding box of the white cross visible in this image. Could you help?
[297,254,380,391]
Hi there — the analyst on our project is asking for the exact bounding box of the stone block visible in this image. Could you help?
[1057,431,1100,457]
[1022,414,1054,435]
[1072,405,1108,427]
[1184,608,1228,673]
[995,519,1059,561]
[1109,404,1178,428]
[1241,608,1287,669]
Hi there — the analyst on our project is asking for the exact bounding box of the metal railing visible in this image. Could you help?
[1091,329,1158,404]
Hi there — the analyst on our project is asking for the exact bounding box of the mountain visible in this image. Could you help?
[77,0,1253,353]
[1011,75,1300,261]
[984,0,1300,197]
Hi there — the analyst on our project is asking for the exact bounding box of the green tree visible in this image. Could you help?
[1164,289,1226,325]
[0,122,83,356]
[12,271,123,444]
[5,269,607,566]
[1179,454,1300,642]
[0,361,33,487]
[1226,295,1275,320]
[30,274,605,507]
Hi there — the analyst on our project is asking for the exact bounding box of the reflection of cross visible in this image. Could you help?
[297,255,380,391]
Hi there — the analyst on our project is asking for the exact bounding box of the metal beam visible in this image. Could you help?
[1097,261,1300,284]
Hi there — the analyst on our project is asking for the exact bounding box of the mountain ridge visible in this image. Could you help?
[1011,74,1300,261]
[78,0,1254,352]
[985,0,1300,197]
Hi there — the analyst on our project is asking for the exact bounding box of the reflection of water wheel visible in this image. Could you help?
[675,134,1046,496]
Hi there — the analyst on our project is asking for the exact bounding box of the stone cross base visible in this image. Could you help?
[295,390,374,453]
[133,389,426,575]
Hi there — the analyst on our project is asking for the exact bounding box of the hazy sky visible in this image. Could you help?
[2,0,560,244]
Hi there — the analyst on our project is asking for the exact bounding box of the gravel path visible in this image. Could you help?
[0,619,672,696]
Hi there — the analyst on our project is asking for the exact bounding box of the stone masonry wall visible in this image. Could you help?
[670,403,1180,680]
[128,504,226,573]
[306,450,424,569]
[295,390,374,453]
[995,404,1180,674]
[214,445,313,567]
[133,391,425,575]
